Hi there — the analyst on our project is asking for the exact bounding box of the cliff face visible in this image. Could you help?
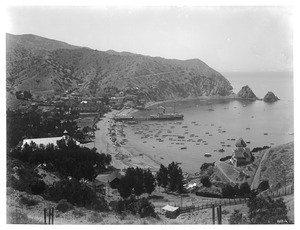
[263,91,279,102]
[6,33,233,101]
[237,85,257,100]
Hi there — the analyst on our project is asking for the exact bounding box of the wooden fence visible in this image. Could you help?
[156,183,294,215]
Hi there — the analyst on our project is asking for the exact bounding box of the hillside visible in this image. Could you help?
[251,142,294,191]
[6,33,233,102]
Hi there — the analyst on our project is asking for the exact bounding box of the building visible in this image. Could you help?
[94,170,123,189]
[22,130,80,149]
[231,138,253,167]
[162,205,180,218]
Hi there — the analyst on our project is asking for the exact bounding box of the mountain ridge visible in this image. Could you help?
[6,33,233,101]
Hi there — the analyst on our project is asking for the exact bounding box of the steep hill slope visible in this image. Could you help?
[251,142,294,191]
[6,33,233,101]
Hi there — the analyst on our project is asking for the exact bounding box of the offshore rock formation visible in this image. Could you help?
[237,85,257,100]
[6,33,233,103]
[263,91,279,102]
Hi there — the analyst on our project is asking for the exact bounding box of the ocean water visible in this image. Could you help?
[123,72,294,173]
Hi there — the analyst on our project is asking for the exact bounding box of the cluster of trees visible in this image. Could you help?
[156,162,184,193]
[7,109,79,148]
[117,167,156,199]
[200,176,212,187]
[222,182,252,198]
[46,178,108,211]
[229,196,290,224]
[115,196,156,218]
[10,140,111,181]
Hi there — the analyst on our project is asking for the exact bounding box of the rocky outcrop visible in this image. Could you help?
[263,91,279,102]
[237,85,257,100]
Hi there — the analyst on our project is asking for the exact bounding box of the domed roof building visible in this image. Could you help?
[231,137,253,167]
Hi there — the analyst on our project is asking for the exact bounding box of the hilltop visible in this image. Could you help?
[6,33,233,104]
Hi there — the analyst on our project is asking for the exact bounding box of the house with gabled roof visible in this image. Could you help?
[231,137,253,167]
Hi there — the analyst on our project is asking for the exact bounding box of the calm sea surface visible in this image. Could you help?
[124,72,294,173]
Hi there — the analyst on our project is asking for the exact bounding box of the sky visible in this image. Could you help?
[6,6,293,72]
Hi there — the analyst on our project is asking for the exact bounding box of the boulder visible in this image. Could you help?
[263,91,279,102]
[237,85,257,100]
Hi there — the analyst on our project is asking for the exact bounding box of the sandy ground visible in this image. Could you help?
[84,109,160,172]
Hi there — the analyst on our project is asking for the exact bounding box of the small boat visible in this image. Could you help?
[264,133,268,135]
[288,132,294,135]
[204,152,212,157]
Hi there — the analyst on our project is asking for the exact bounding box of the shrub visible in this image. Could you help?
[30,180,46,195]
[195,191,222,198]
[7,209,29,224]
[200,162,214,171]
[238,182,251,197]
[257,180,269,192]
[247,196,290,224]
[229,210,249,224]
[19,196,39,206]
[72,209,85,218]
[88,212,103,223]
[200,176,212,187]
[56,199,74,213]
[137,198,156,218]
[115,197,156,218]
[220,156,232,162]
[222,184,236,198]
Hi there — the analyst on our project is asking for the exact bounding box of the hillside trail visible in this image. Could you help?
[250,149,269,190]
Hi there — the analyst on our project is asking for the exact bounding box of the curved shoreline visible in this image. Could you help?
[85,108,161,172]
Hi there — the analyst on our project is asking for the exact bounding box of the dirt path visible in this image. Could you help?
[250,149,269,190]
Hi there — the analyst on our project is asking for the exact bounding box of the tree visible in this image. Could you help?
[257,180,269,192]
[201,176,212,188]
[156,164,168,188]
[239,182,251,197]
[167,162,184,193]
[133,167,145,196]
[117,167,155,198]
[143,169,156,196]
[222,184,236,198]
[247,196,290,224]
[118,175,134,199]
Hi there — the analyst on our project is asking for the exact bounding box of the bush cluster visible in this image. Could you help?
[222,182,252,198]
[46,178,108,211]
[8,166,47,195]
[115,196,156,218]
[10,140,111,181]
[156,162,184,193]
[56,199,74,213]
[200,176,212,187]
[118,167,156,199]
[195,191,222,198]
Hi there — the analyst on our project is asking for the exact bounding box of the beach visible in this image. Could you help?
[84,108,161,172]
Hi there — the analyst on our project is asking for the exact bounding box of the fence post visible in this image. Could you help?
[48,208,51,224]
[212,204,215,224]
[51,207,54,224]
[44,208,47,224]
[217,206,222,224]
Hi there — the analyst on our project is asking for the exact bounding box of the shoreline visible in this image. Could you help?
[84,108,161,172]
[86,94,292,175]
